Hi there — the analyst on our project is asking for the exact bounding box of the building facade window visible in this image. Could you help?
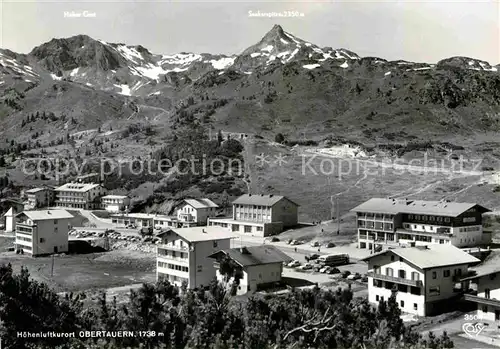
[429,286,440,295]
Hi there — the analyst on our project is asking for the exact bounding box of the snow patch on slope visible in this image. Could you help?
[303,64,320,70]
[114,84,131,96]
[115,45,144,64]
[160,53,202,66]
[261,45,274,52]
[210,57,235,70]
[0,52,39,78]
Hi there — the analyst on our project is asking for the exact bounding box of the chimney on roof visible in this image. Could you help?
[240,246,250,254]
[270,194,274,197]
[47,211,51,214]
[202,229,206,234]
[248,194,252,197]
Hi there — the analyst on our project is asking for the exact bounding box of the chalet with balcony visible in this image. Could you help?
[207,194,299,237]
[208,245,293,295]
[176,198,219,226]
[462,270,500,323]
[351,198,491,250]
[156,226,235,289]
[362,244,480,316]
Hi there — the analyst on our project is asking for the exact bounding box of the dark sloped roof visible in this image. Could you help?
[232,194,299,207]
[209,245,293,267]
[351,198,490,217]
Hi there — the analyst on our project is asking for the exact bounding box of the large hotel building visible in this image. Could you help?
[351,198,491,250]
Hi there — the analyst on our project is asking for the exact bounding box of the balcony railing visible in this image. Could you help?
[178,215,195,222]
[157,244,189,252]
[367,272,423,287]
[157,254,189,263]
[464,294,500,307]
[396,228,452,237]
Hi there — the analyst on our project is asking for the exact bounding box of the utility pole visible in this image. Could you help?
[337,196,340,235]
[51,255,54,277]
[104,229,110,251]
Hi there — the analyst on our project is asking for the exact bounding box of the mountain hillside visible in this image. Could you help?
[0,24,498,146]
[1,25,500,219]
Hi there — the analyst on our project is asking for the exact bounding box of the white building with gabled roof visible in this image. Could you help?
[15,209,74,256]
[3,207,17,233]
[177,198,219,226]
[209,245,293,295]
[362,244,480,316]
[208,194,299,237]
[156,226,236,289]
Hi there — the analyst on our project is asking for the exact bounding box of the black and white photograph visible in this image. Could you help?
[0,0,499,348]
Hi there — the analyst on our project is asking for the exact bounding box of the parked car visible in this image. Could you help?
[325,242,336,248]
[310,241,320,247]
[361,275,368,282]
[299,263,314,271]
[288,260,301,268]
[291,240,301,245]
[341,271,351,279]
[347,274,356,280]
[287,239,294,245]
[313,266,322,272]
[305,253,320,262]
[319,266,331,273]
[271,237,280,242]
[329,267,340,274]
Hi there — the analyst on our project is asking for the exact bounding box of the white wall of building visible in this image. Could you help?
[157,232,231,289]
[474,275,500,322]
[215,262,283,295]
[424,265,467,303]
[367,280,426,316]
[15,217,71,256]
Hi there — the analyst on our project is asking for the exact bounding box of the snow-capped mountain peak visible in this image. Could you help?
[234,24,360,70]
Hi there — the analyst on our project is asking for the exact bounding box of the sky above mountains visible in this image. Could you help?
[2,0,499,64]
